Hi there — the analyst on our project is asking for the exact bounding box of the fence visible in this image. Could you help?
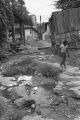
[52,7,80,34]
[50,7,80,49]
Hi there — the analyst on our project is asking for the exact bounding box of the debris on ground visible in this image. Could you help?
[0,48,80,120]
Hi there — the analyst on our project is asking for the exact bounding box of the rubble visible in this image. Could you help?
[22,115,53,120]
[17,75,33,86]
[1,52,80,120]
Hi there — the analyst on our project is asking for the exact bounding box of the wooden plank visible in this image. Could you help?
[52,12,58,34]
[77,7,80,28]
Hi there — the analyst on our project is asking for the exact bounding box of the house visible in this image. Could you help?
[8,13,25,44]
[24,26,38,41]
[49,8,80,47]
[42,22,51,40]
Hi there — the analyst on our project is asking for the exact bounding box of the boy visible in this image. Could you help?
[60,40,69,68]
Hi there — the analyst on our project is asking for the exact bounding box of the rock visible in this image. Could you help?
[22,115,53,120]
[18,75,33,85]
[30,87,51,105]
[10,88,22,102]
[59,73,77,82]
[53,82,64,91]
[69,86,80,96]
[0,76,16,87]
[14,98,35,109]
[14,98,27,108]
[63,66,80,76]
[36,106,41,115]
[15,84,29,98]
[40,53,45,55]
[0,86,6,90]
[66,66,79,72]
[0,95,8,103]
[74,116,80,120]
[66,81,80,86]
[31,87,38,94]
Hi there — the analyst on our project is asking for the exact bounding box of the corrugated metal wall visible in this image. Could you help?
[52,7,80,34]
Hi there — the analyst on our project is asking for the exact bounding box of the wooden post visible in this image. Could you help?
[6,29,9,42]
[12,23,15,43]
[20,22,22,43]
[23,23,25,45]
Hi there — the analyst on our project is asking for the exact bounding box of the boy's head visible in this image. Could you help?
[63,40,68,46]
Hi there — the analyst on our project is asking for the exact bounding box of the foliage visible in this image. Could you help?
[2,57,38,76]
[38,63,63,79]
[0,0,12,45]
[0,0,33,45]
[11,0,33,25]
[55,0,80,10]
[2,57,62,79]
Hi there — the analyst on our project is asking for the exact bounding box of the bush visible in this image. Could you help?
[2,66,25,76]
[2,57,62,79]
[2,57,38,76]
[38,63,63,79]
[18,57,33,66]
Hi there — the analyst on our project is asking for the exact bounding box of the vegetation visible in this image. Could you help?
[0,95,27,120]
[2,57,38,76]
[55,0,80,10]
[2,57,63,82]
[38,63,63,79]
[0,0,33,45]
[0,0,12,45]
[11,0,33,25]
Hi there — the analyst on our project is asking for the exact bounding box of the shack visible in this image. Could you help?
[50,7,80,49]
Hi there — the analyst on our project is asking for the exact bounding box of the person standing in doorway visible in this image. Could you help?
[60,40,69,68]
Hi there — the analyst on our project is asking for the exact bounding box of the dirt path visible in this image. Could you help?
[1,49,80,120]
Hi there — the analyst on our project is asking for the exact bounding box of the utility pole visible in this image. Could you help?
[40,15,42,40]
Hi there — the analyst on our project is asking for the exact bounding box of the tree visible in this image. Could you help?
[0,0,33,45]
[55,0,80,10]
[0,0,13,45]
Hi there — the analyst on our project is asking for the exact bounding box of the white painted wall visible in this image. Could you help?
[42,24,51,40]
[25,28,38,41]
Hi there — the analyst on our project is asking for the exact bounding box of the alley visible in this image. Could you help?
[0,47,80,120]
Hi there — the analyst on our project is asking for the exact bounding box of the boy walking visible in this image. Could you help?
[60,40,69,68]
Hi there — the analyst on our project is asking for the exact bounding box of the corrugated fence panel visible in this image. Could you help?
[69,8,79,31]
[52,12,58,34]
[77,7,80,30]
[62,9,71,32]
[52,7,80,34]
[56,11,64,34]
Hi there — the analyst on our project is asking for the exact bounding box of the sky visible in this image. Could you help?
[24,0,58,23]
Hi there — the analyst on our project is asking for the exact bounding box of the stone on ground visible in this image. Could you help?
[22,115,53,120]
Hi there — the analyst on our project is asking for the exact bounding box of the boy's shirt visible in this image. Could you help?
[60,44,68,53]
